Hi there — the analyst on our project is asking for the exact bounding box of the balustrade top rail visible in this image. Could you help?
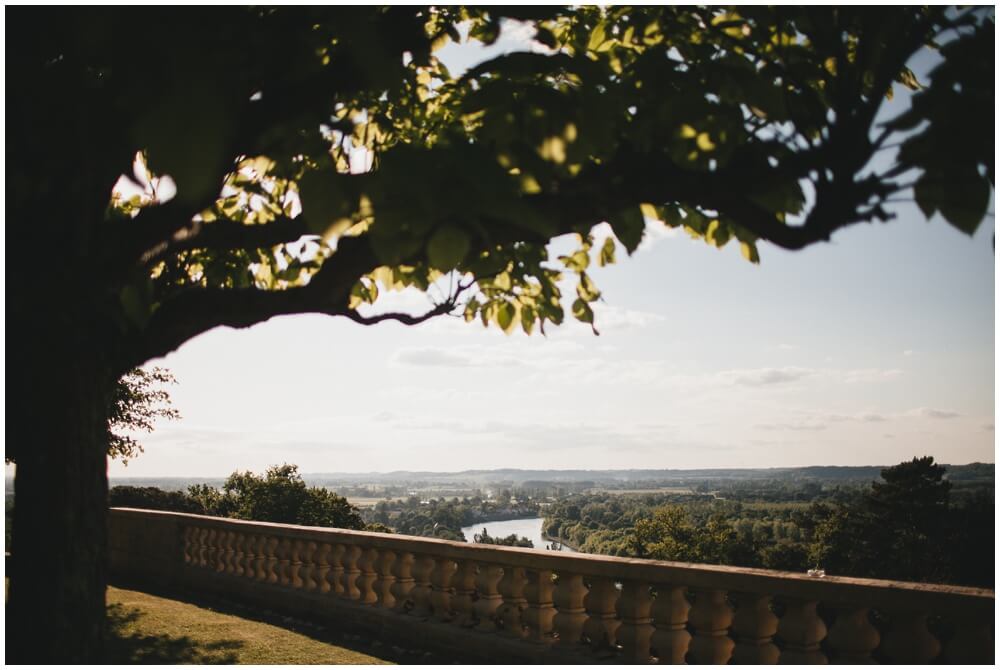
[110,507,993,618]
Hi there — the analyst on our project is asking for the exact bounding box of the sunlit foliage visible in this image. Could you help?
[16,6,986,359]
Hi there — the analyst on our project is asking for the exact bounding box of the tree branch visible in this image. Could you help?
[127,235,380,370]
[341,303,454,326]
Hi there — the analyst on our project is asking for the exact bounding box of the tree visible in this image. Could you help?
[473,529,535,548]
[632,505,744,565]
[108,367,180,465]
[6,6,993,661]
[6,367,178,466]
[108,485,204,514]
[810,456,958,583]
[204,464,365,530]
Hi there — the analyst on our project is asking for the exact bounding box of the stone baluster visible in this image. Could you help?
[879,611,940,664]
[191,528,203,567]
[232,533,246,577]
[826,606,879,664]
[498,565,528,639]
[617,580,654,663]
[473,564,505,632]
[552,573,588,647]
[209,530,226,573]
[523,569,557,644]
[206,528,219,569]
[289,540,305,589]
[687,588,734,664]
[357,547,379,605]
[730,591,779,664]
[375,550,397,608]
[941,615,994,664]
[451,561,478,627]
[313,543,331,593]
[390,551,415,612]
[212,530,227,572]
[182,526,195,564]
[276,538,292,586]
[340,544,362,600]
[430,557,458,621]
[650,585,691,665]
[327,544,345,597]
[583,577,621,654]
[193,528,206,568]
[241,534,256,579]
[300,541,318,591]
[204,528,218,570]
[230,532,243,575]
[775,598,827,664]
[264,537,279,584]
[409,554,435,617]
[223,531,237,574]
[252,536,269,581]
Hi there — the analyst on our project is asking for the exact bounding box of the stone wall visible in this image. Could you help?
[110,508,995,664]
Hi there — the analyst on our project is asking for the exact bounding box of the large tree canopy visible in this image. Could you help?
[5,6,993,662]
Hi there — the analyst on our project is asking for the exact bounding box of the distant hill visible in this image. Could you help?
[6,462,992,495]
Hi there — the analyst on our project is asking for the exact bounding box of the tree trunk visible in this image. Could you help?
[7,355,112,663]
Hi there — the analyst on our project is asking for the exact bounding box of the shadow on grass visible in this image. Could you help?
[109,578,430,664]
[104,602,243,664]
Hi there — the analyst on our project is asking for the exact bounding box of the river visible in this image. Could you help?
[460,517,575,552]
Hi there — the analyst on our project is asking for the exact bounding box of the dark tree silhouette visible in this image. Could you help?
[5,6,993,661]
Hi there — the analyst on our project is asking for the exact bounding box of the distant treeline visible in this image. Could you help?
[98,462,993,495]
[105,468,542,545]
[543,458,993,588]
[109,464,367,531]
[361,492,540,542]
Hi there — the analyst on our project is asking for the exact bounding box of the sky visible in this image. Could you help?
[104,20,994,478]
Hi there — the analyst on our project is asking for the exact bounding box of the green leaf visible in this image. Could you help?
[426,226,470,269]
[464,298,481,323]
[577,272,601,301]
[493,271,512,291]
[936,172,991,235]
[897,67,921,91]
[297,171,352,235]
[598,236,616,266]
[560,249,590,272]
[520,304,536,335]
[612,206,645,254]
[496,301,517,334]
[572,298,598,335]
[740,241,760,264]
[587,22,608,52]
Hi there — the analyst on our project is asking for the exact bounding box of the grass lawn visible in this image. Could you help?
[105,585,392,664]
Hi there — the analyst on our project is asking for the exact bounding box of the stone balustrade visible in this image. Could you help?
[110,508,994,664]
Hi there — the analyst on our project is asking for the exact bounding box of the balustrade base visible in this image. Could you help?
[119,564,601,665]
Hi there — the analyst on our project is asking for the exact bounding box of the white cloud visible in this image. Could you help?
[906,407,961,419]
[592,304,666,332]
[720,367,815,387]
[903,349,917,357]
[755,422,827,432]
[822,412,887,423]
[391,347,474,368]
[840,368,904,383]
